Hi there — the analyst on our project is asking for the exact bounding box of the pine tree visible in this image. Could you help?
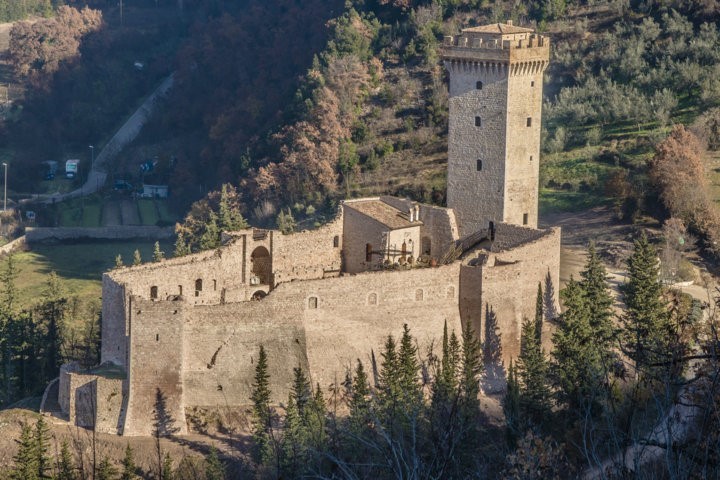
[1,254,18,313]
[173,230,191,257]
[276,209,296,235]
[431,322,459,420]
[621,233,672,375]
[162,452,174,480]
[34,417,50,479]
[132,249,142,266]
[11,423,39,480]
[459,321,482,421]
[152,242,165,262]
[281,391,306,475]
[217,184,248,232]
[503,361,521,444]
[199,212,220,250]
[250,345,273,465]
[348,359,371,431]
[56,441,76,480]
[580,244,615,346]
[516,316,551,426]
[205,447,225,480]
[377,334,400,425]
[397,324,421,411]
[114,254,123,268]
[120,444,137,480]
[551,277,604,411]
[96,457,118,480]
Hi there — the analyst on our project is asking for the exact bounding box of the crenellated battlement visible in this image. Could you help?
[441,22,550,67]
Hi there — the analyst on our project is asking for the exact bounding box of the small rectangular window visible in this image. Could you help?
[523,213,529,225]
[530,155,533,162]
[476,80,483,90]
[476,159,482,171]
[475,116,482,127]
[531,81,535,87]
[526,117,532,127]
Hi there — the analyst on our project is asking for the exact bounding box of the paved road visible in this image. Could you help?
[41,73,175,205]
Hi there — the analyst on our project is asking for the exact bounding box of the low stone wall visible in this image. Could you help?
[26,226,174,242]
[0,236,26,255]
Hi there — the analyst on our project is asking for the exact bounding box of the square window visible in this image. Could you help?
[475,116,482,127]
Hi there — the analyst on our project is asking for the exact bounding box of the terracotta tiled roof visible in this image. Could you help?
[344,199,418,230]
[462,23,534,35]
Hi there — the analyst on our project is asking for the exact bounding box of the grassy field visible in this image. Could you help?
[10,239,173,312]
[51,196,177,227]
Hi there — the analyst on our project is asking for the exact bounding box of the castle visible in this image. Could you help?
[50,22,560,436]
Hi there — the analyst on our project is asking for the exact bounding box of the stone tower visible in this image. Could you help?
[441,22,549,236]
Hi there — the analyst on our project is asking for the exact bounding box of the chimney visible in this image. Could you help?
[408,208,414,222]
[414,205,420,221]
[507,20,513,26]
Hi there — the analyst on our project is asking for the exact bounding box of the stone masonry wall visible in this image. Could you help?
[468,226,560,369]
[123,298,187,436]
[272,214,344,284]
[342,203,391,273]
[503,66,546,228]
[445,61,508,237]
[120,264,463,435]
[379,197,460,259]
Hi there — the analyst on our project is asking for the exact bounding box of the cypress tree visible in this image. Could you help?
[152,242,165,262]
[535,283,544,343]
[114,254,123,268]
[459,321,482,420]
[621,233,671,375]
[11,423,39,480]
[162,452,174,480]
[281,392,307,476]
[551,276,605,411]
[34,417,51,479]
[199,212,220,250]
[96,457,118,480]
[397,324,421,411]
[56,441,76,480]
[503,361,521,444]
[516,316,550,426]
[580,244,615,346]
[132,249,142,266]
[173,231,191,257]
[217,184,248,232]
[377,334,400,426]
[250,345,273,465]
[120,444,137,480]
[205,447,225,480]
[348,360,371,431]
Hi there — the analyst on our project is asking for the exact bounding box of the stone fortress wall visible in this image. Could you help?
[57,21,561,436]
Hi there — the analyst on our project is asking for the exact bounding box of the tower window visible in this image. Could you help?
[308,296,318,309]
[526,117,532,127]
[476,80,483,90]
[333,235,339,248]
[366,243,372,262]
[475,116,482,127]
[150,286,158,299]
[523,213,529,225]
[531,81,535,87]
[476,159,482,171]
[530,155,533,162]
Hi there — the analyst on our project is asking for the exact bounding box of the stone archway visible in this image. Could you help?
[250,246,271,285]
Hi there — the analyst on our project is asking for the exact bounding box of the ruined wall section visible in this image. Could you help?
[101,277,127,367]
[123,297,187,436]
[272,214,344,284]
[445,59,508,237]
[94,377,125,434]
